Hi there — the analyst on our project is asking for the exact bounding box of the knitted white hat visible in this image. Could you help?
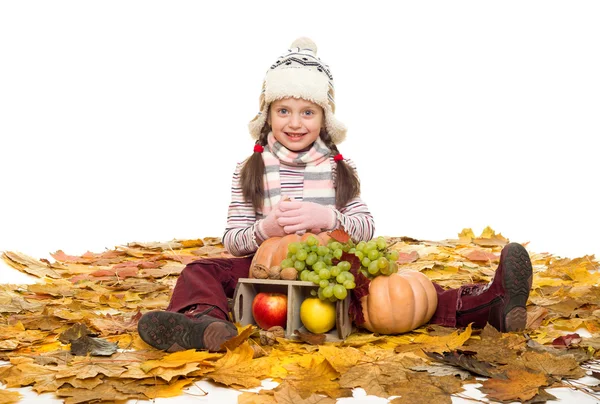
[248,37,347,144]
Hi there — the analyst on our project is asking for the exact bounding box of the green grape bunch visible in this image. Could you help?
[279,235,399,303]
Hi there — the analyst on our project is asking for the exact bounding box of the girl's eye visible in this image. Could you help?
[278,108,288,114]
[303,110,314,116]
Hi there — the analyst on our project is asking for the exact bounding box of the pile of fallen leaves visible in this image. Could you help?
[2,227,600,403]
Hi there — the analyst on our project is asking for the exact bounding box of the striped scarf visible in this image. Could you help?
[261,132,335,215]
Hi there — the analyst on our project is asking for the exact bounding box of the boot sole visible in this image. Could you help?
[137,311,237,352]
[501,243,533,332]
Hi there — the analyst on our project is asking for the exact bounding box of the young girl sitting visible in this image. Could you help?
[138,38,532,353]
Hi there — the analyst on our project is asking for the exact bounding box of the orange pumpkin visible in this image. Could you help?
[360,270,438,334]
[249,232,331,277]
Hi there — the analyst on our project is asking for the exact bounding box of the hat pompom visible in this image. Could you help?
[290,37,317,54]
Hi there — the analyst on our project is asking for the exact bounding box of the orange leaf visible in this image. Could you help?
[480,369,548,402]
[329,229,350,243]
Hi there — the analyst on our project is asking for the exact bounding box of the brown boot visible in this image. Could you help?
[456,242,533,332]
[137,306,238,352]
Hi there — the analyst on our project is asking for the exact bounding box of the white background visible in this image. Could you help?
[1,1,600,403]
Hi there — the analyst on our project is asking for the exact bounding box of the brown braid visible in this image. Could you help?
[240,124,270,212]
[319,130,361,209]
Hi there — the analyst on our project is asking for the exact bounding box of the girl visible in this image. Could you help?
[138,37,375,352]
[138,38,532,353]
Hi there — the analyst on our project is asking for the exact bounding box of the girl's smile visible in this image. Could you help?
[268,98,323,151]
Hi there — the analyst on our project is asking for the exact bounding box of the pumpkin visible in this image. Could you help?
[360,270,438,334]
[249,232,331,278]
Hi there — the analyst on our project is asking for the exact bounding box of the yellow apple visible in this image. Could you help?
[300,297,336,334]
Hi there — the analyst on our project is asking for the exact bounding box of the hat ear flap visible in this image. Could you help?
[324,107,347,144]
[328,86,336,113]
[248,84,269,140]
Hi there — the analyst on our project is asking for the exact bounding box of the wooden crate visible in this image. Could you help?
[232,278,352,341]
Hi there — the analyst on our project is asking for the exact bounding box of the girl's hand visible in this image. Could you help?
[277,200,337,234]
[257,203,287,240]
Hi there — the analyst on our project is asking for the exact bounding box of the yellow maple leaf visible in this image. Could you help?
[179,239,205,248]
[274,382,337,404]
[480,226,497,238]
[284,358,343,399]
[238,390,277,404]
[458,228,475,242]
[221,323,255,351]
[207,341,271,389]
[0,389,22,404]
[397,324,473,355]
[317,345,364,374]
[340,333,385,347]
[0,360,57,389]
[262,349,318,380]
[54,360,127,379]
[159,363,203,382]
[140,349,221,373]
[551,318,584,331]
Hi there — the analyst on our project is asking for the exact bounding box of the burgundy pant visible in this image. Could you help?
[167,257,488,328]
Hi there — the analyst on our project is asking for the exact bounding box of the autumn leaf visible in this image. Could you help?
[0,358,57,388]
[520,350,586,379]
[480,369,549,402]
[317,345,364,373]
[192,245,228,257]
[56,380,146,404]
[396,250,419,264]
[86,311,142,336]
[338,357,409,398]
[274,382,337,404]
[425,350,498,378]
[387,372,465,404]
[329,229,350,244]
[458,228,475,242]
[526,306,549,330]
[50,249,125,264]
[207,342,271,389]
[346,252,369,326]
[0,389,22,404]
[140,349,221,372]
[294,329,326,346]
[284,358,346,399]
[340,333,385,347]
[237,390,277,404]
[552,333,582,348]
[460,248,499,263]
[70,335,118,356]
[461,324,526,366]
[397,323,473,354]
[142,378,196,399]
[54,359,127,379]
[3,230,600,404]
[409,360,472,380]
[1,251,61,279]
[58,323,95,343]
[221,324,255,351]
[88,266,139,279]
[473,226,509,247]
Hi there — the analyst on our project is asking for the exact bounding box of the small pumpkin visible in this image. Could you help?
[360,270,438,334]
[249,232,331,278]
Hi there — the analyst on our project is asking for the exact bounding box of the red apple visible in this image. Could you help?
[251,292,288,330]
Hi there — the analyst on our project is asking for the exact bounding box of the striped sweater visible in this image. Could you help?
[223,157,375,256]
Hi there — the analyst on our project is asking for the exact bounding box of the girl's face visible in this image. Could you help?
[268,98,324,152]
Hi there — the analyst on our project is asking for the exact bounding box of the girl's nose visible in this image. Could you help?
[289,114,301,129]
